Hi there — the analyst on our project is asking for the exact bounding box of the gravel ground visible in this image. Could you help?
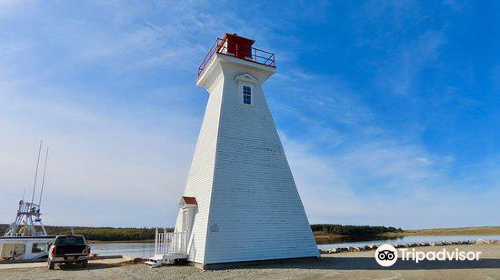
[1,244,499,280]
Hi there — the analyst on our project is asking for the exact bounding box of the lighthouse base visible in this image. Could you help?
[191,256,321,270]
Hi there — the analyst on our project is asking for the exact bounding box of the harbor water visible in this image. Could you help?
[90,235,500,258]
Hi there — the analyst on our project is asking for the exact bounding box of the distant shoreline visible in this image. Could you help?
[2,224,498,243]
[92,226,500,244]
[314,226,500,244]
[385,226,500,236]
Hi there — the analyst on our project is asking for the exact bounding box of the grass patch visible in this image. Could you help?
[384,226,500,236]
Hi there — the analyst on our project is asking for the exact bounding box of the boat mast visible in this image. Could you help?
[35,146,49,235]
[38,146,49,208]
[4,141,49,237]
[30,140,43,205]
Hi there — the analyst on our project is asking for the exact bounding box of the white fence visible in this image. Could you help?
[154,229,188,256]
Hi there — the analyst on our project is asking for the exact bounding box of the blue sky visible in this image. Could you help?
[0,0,498,229]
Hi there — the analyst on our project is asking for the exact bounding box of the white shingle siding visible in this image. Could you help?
[176,56,318,266]
[178,67,224,264]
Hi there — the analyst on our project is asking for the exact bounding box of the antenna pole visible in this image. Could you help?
[31,140,43,205]
[38,146,49,207]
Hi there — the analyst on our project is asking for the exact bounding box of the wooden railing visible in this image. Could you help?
[154,229,188,256]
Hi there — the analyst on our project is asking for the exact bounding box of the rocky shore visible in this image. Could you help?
[319,238,499,254]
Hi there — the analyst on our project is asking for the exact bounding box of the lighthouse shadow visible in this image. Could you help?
[243,257,500,270]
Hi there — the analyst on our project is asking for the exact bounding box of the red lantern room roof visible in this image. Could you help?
[181,196,197,205]
[197,33,275,77]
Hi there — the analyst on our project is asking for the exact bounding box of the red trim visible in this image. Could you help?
[181,196,197,205]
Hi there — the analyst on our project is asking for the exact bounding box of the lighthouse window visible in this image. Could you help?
[242,85,252,105]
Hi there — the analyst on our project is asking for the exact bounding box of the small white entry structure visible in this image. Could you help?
[146,229,188,267]
[157,34,318,269]
[147,196,196,267]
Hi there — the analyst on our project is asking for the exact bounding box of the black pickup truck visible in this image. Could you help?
[47,235,91,270]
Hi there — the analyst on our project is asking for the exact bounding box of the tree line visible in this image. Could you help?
[0,224,172,241]
[311,224,403,236]
[1,224,403,241]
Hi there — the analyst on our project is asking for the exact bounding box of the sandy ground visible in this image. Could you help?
[1,244,499,280]
[0,257,128,270]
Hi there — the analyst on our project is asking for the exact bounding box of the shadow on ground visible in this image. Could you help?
[243,257,500,271]
[56,262,122,271]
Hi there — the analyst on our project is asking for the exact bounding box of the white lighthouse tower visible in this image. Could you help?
[170,34,318,269]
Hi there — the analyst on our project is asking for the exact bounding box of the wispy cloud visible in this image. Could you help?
[271,57,497,228]
[0,76,200,226]
[284,134,498,228]
[375,30,446,96]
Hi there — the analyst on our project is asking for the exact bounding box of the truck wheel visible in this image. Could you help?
[48,260,55,270]
[82,260,88,268]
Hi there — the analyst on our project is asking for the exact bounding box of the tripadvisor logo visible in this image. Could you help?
[375,244,482,267]
[375,244,398,267]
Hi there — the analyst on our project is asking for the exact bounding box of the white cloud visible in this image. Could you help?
[0,71,200,227]
[284,134,498,228]
[375,30,446,96]
[272,62,498,228]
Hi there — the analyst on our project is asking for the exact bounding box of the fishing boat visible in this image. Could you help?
[0,141,56,262]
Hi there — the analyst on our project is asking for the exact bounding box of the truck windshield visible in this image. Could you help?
[55,236,85,245]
